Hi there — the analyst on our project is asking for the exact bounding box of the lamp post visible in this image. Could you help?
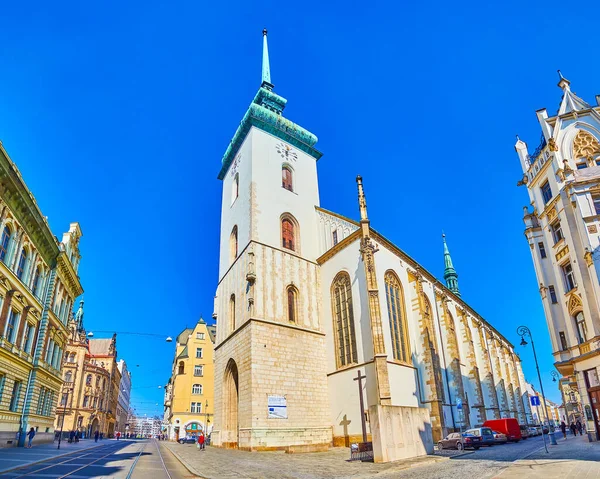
[57,388,72,450]
[517,326,557,447]
[204,400,209,434]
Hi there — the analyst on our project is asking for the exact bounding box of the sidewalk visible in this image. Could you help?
[161,442,451,479]
[0,439,106,474]
[495,435,600,478]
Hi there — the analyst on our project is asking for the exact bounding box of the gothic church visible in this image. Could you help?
[211,31,532,461]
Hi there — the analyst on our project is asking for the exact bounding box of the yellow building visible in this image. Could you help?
[54,301,122,438]
[164,318,215,441]
[0,142,83,447]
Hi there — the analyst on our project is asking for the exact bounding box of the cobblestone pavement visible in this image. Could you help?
[162,435,551,479]
[496,435,600,479]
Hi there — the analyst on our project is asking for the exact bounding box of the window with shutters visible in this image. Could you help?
[282,166,293,191]
[281,214,299,252]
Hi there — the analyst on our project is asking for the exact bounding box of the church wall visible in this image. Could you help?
[250,128,322,262]
[315,209,359,257]
[218,131,253,280]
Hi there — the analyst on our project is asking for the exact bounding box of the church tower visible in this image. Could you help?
[212,30,332,451]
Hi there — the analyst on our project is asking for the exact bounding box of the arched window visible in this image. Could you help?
[86,374,92,386]
[287,286,298,323]
[281,217,296,251]
[230,226,238,262]
[331,272,358,368]
[575,312,588,344]
[65,371,72,382]
[230,294,236,332]
[95,376,100,388]
[192,384,202,394]
[16,248,27,279]
[178,361,185,375]
[0,226,11,262]
[384,271,410,363]
[282,166,293,191]
[231,173,239,205]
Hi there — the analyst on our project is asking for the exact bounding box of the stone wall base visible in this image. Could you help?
[332,433,372,447]
[0,431,54,448]
[212,426,332,452]
[369,404,434,463]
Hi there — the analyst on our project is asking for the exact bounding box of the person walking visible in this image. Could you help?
[570,422,577,436]
[26,427,36,448]
[199,432,205,451]
[75,430,80,443]
[560,421,567,439]
[576,420,583,435]
[94,430,99,443]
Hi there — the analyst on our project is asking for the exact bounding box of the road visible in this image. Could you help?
[379,435,549,479]
[0,439,195,479]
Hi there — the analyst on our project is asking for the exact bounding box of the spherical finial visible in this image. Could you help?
[263,28,268,36]
[356,175,362,183]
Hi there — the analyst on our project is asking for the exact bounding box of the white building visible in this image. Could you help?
[211,31,533,462]
[516,73,600,441]
[116,359,131,434]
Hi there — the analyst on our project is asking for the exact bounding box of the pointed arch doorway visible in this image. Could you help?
[223,358,239,448]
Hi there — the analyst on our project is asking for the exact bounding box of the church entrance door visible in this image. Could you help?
[223,358,239,448]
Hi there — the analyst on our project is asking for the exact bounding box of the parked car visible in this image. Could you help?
[465,427,495,446]
[492,430,508,444]
[178,436,197,444]
[483,418,521,442]
[528,427,539,437]
[438,432,482,451]
[519,425,529,439]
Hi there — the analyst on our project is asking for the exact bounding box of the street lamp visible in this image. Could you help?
[517,325,557,448]
[551,371,560,382]
[57,388,73,450]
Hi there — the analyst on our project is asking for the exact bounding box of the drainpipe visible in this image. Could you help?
[432,287,456,430]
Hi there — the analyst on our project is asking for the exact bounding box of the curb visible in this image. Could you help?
[0,442,107,475]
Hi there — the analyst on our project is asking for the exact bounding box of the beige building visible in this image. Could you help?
[516,74,600,440]
[164,318,215,441]
[0,142,83,447]
[116,359,131,435]
[211,31,532,461]
[54,301,122,438]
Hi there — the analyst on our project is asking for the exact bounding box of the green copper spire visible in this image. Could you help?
[262,28,272,87]
[442,233,460,297]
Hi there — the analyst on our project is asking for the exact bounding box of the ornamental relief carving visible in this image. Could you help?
[573,130,600,160]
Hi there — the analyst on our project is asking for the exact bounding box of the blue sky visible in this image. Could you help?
[2,0,598,413]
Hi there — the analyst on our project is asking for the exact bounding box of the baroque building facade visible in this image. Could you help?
[211,31,532,460]
[0,142,83,447]
[516,73,600,441]
[163,318,216,441]
[54,301,122,438]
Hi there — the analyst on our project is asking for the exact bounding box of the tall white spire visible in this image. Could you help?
[262,28,271,86]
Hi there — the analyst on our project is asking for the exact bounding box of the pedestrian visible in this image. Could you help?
[560,421,567,439]
[199,432,205,450]
[570,422,577,436]
[26,427,36,448]
[94,430,99,443]
[576,420,583,435]
[69,430,75,443]
[75,430,80,443]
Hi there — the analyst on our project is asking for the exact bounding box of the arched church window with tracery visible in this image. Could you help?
[281,215,297,252]
[331,272,358,368]
[230,226,238,262]
[282,166,293,191]
[384,271,410,363]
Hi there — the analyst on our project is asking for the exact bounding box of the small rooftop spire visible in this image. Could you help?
[442,233,460,297]
[262,28,272,87]
[356,175,369,222]
[557,69,571,91]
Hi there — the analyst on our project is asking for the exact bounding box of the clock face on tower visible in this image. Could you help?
[275,142,298,162]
